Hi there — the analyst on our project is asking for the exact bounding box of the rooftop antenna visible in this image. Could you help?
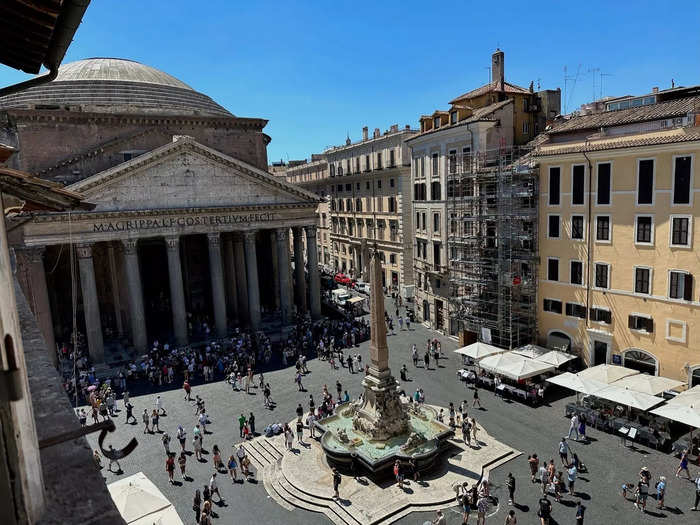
[484,66,491,84]
[564,64,581,114]
[536,78,541,91]
[600,72,613,99]
[587,67,600,101]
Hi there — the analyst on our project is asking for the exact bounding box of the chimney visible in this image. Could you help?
[652,86,659,94]
[373,128,380,139]
[362,126,368,141]
[492,48,505,90]
[390,124,399,133]
[405,124,410,130]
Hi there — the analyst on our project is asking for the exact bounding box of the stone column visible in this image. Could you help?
[306,225,322,319]
[244,230,261,328]
[270,232,280,309]
[25,247,57,365]
[122,239,147,351]
[76,244,104,362]
[233,234,249,321]
[275,228,292,324]
[165,236,188,345]
[107,243,124,337]
[292,226,306,312]
[207,232,227,338]
[223,235,238,320]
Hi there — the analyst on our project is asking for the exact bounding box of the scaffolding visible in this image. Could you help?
[447,146,538,349]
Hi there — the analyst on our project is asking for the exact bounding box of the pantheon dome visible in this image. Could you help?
[0,58,232,117]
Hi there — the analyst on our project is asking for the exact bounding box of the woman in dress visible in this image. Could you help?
[227,454,238,483]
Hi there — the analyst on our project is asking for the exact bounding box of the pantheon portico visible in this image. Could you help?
[9,139,321,364]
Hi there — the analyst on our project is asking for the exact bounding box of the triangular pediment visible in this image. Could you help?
[67,138,320,212]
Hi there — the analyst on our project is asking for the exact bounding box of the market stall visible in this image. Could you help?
[512,344,548,360]
[612,374,685,396]
[535,350,577,368]
[108,472,184,525]
[576,364,639,384]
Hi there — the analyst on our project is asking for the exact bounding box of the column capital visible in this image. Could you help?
[243,230,257,245]
[275,228,289,242]
[292,226,304,235]
[207,232,221,247]
[305,225,318,238]
[76,243,94,259]
[16,245,45,263]
[165,235,180,251]
[121,238,139,255]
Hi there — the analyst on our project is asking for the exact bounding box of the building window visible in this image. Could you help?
[433,243,441,266]
[594,263,609,289]
[547,258,559,281]
[572,165,585,205]
[433,213,440,233]
[355,198,362,212]
[590,307,612,324]
[356,158,361,173]
[571,215,584,240]
[433,116,440,129]
[419,156,424,177]
[673,155,692,205]
[448,149,457,174]
[377,152,383,169]
[365,155,371,171]
[669,270,693,300]
[431,181,441,200]
[635,216,653,244]
[543,298,563,314]
[637,159,654,205]
[461,147,471,172]
[389,149,395,168]
[549,167,561,205]
[595,215,610,241]
[570,260,583,285]
[377,179,382,189]
[415,212,420,231]
[432,153,439,177]
[345,183,351,191]
[629,314,653,333]
[565,303,586,319]
[635,267,651,294]
[422,212,426,230]
[388,197,396,213]
[548,215,560,238]
[390,178,395,188]
[670,216,691,247]
[389,254,396,264]
[522,121,529,135]
[450,111,457,124]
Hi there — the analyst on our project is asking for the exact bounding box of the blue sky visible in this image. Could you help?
[1,1,699,162]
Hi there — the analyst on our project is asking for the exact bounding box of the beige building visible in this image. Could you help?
[533,86,700,384]
[325,126,417,290]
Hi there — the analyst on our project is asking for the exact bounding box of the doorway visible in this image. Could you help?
[623,349,658,375]
[435,300,444,330]
[139,239,172,342]
[422,300,430,322]
[593,341,608,366]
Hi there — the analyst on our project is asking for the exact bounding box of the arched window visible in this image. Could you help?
[690,366,700,387]
[547,330,571,352]
[622,349,658,375]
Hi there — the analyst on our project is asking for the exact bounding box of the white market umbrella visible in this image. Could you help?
[479,352,555,380]
[130,505,184,525]
[536,350,577,368]
[108,472,182,524]
[546,372,607,395]
[593,384,664,412]
[577,364,639,384]
[512,344,548,360]
[612,374,685,396]
[650,403,700,429]
[454,342,505,361]
[669,385,700,407]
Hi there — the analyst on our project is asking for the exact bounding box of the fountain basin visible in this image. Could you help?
[315,403,454,475]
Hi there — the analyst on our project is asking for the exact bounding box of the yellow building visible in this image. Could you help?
[533,88,700,384]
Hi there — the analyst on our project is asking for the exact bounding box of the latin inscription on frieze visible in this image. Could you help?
[92,213,277,233]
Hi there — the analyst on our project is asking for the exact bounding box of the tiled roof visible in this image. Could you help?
[532,126,700,157]
[408,99,513,141]
[449,81,530,104]
[548,96,700,134]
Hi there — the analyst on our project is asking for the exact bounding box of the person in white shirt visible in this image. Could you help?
[155,395,166,416]
[209,472,223,502]
[568,414,579,440]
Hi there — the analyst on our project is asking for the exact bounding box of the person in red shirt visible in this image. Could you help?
[183,380,192,401]
[165,453,175,484]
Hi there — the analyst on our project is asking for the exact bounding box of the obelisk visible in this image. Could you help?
[352,247,408,440]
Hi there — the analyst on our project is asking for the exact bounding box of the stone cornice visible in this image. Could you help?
[4,108,268,130]
[23,202,318,224]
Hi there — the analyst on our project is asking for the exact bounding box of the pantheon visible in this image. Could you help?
[0,58,321,364]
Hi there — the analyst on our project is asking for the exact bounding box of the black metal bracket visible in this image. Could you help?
[38,418,138,461]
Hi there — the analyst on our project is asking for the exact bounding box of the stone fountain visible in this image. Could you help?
[315,248,453,475]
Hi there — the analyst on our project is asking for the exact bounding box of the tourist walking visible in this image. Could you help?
[296,403,304,422]
[424,351,430,369]
[538,462,548,494]
[528,454,539,483]
[332,467,341,499]
[178,451,187,480]
[568,413,579,440]
[238,413,246,438]
[506,472,516,504]
[183,380,191,401]
[209,473,222,502]
[575,500,585,524]
[472,388,481,408]
[296,419,304,443]
[193,490,201,524]
[227,454,238,483]
[193,434,203,461]
[394,460,404,489]
[142,409,150,433]
[151,409,160,433]
[558,437,569,466]
[656,476,666,509]
[165,453,175,484]
[567,464,577,496]
[691,472,700,510]
[155,395,166,416]
[537,495,552,524]
[248,412,255,436]
[125,402,135,424]
[162,432,171,455]
[676,449,692,479]
[176,425,187,451]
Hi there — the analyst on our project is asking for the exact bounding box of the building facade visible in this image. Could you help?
[533,87,700,383]
[407,49,557,336]
[0,58,321,363]
[324,126,417,290]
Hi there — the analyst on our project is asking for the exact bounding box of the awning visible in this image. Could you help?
[650,404,700,428]
[512,344,548,359]
[108,472,184,524]
[611,374,685,396]
[668,385,700,407]
[577,364,639,384]
[593,385,665,411]
[535,350,577,367]
[454,342,504,361]
[478,351,555,380]
[546,372,608,395]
